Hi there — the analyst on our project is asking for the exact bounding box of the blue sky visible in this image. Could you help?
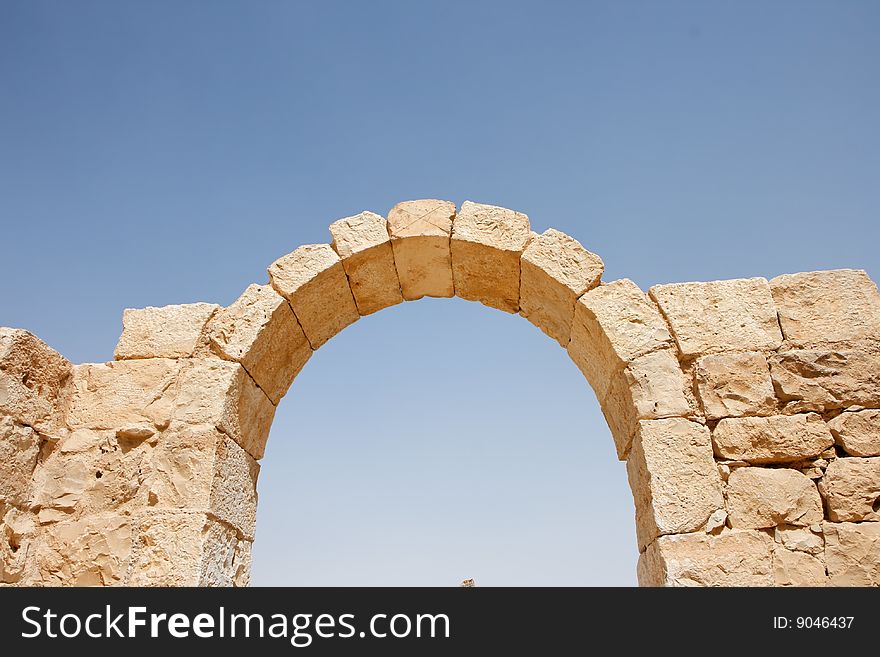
[1,1,878,585]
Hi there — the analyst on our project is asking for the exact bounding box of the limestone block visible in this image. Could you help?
[819,457,880,522]
[773,548,826,586]
[601,350,692,459]
[823,521,880,586]
[268,244,359,349]
[200,520,251,587]
[0,328,71,435]
[694,351,776,420]
[768,347,880,412]
[770,269,880,347]
[329,211,403,315]
[210,431,260,538]
[114,303,218,360]
[726,467,823,529]
[450,201,531,313]
[649,278,783,359]
[712,413,834,464]
[1,503,37,584]
[35,513,131,586]
[637,530,773,587]
[567,279,673,401]
[519,229,604,346]
[386,199,455,300]
[0,417,39,506]
[828,409,880,457]
[206,284,311,404]
[626,418,723,550]
[774,524,824,555]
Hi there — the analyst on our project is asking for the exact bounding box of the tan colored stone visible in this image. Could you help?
[637,530,773,587]
[770,269,880,347]
[0,328,71,435]
[828,409,880,457]
[712,413,834,464]
[769,347,880,412]
[1,503,37,584]
[519,229,604,346]
[386,199,455,300]
[450,201,530,313]
[774,524,824,555]
[268,244,359,348]
[35,513,131,586]
[114,303,218,360]
[206,284,311,404]
[649,278,783,358]
[819,457,880,522]
[601,350,693,459]
[773,548,826,586]
[329,211,403,315]
[567,279,674,401]
[0,417,39,506]
[626,418,723,550]
[694,351,776,420]
[824,521,880,586]
[726,467,823,529]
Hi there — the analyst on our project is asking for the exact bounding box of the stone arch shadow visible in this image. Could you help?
[2,199,880,586]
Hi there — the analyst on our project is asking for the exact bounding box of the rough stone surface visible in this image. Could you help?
[206,284,311,404]
[819,457,880,522]
[712,413,834,463]
[774,524,824,555]
[268,244,359,348]
[567,279,674,401]
[828,409,880,457]
[649,278,783,359]
[626,418,723,550]
[0,417,39,506]
[386,199,455,300]
[694,351,776,420]
[773,548,826,586]
[519,228,604,346]
[726,467,823,529]
[770,269,880,347]
[114,303,219,360]
[35,513,131,586]
[638,530,773,587]
[769,347,880,412]
[824,522,880,586]
[451,201,531,313]
[329,211,403,315]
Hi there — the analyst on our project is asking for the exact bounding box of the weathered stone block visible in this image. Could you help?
[828,409,880,457]
[0,503,37,584]
[626,418,723,550]
[649,278,783,358]
[35,513,131,586]
[0,417,39,507]
[712,413,834,464]
[823,521,880,586]
[268,244,359,348]
[519,228,604,346]
[774,524,824,555]
[386,199,455,300]
[694,351,776,420]
[206,284,311,404]
[114,303,218,360]
[819,457,880,522]
[773,548,826,586]
[451,201,530,313]
[329,211,403,315]
[770,269,880,347]
[726,467,823,529]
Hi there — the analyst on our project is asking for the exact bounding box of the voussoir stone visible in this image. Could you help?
[770,269,880,347]
[694,351,777,420]
[451,201,531,313]
[637,530,773,587]
[268,244,359,349]
[567,279,674,401]
[649,278,783,359]
[726,467,823,529]
[819,457,880,522]
[519,228,604,346]
[711,413,834,464]
[329,211,403,315]
[386,199,455,300]
[823,521,880,586]
[114,303,219,360]
[206,284,311,404]
[828,409,880,457]
[626,418,723,550]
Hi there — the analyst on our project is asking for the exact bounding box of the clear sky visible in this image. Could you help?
[1,1,878,586]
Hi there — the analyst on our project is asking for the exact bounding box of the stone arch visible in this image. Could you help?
[2,200,880,587]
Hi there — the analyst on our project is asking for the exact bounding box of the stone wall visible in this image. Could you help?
[2,199,878,586]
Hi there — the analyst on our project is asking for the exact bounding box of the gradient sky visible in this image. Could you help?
[1,1,878,586]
